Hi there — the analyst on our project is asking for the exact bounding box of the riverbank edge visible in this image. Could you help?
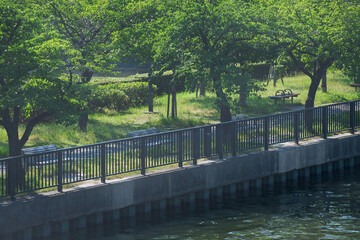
[1,132,360,239]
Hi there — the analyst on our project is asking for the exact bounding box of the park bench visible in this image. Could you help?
[268,89,299,105]
[128,128,160,137]
[349,83,360,92]
[22,145,59,165]
[128,128,175,148]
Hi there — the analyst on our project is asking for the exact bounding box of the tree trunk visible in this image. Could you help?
[7,127,26,190]
[211,67,231,122]
[167,92,170,118]
[239,94,247,107]
[273,67,277,87]
[321,66,327,92]
[148,70,154,112]
[199,80,206,96]
[171,85,177,118]
[81,68,94,83]
[356,66,360,84]
[77,69,94,131]
[78,114,88,132]
[215,85,231,122]
[148,81,154,112]
[239,69,248,107]
[305,75,322,133]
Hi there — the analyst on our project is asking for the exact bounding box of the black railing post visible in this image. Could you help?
[231,122,237,157]
[57,150,63,192]
[294,111,300,144]
[204,126,211,157]
[350,101,355,134]
[322,106,328,139]
[8,157,17,201]
[192,128,200,165]
[141,138,146,175]
[178,132,183,167]
[216,125,223,159]
[101,143,106,183]
[264,117,269,151]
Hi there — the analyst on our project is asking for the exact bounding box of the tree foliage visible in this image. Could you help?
[153,0,269,121]
[266,0,347,108]
[0,0,87,156]
[1,0,360,157]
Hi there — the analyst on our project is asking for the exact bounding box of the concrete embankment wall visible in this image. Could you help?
[1,133,360,239]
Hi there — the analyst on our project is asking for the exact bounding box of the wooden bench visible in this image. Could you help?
[268,89,299,105]
[349,83,360,92]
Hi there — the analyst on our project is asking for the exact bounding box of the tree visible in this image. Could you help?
[154,0,263,122]
[0,0,88,191]
[336,2,360,84]
[45,0,136,131]
[119,0,179,112]
[0,0,86,157]
[269,0,344,109]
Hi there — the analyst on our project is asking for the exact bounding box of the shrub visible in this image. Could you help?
[90,82,154,112]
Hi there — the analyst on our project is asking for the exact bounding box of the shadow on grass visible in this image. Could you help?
[231,95,303,117]
[187,95,217,109]
[88,113,211,142]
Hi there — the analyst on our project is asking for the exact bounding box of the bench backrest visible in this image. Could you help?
[128,128,160,137]
[21,145,58,155]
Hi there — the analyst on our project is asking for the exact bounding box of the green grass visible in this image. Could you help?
[0,70,359,158]
[240,71,360,115]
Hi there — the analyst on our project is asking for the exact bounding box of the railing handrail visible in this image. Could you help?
[1,99,359,200]
[0,99,358,161]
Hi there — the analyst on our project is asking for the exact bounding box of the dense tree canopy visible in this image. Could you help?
[265,0,354,108]
[0,0,86,156]
[336,1,360,83]
[1,0,360,157]
[153,0,270,122]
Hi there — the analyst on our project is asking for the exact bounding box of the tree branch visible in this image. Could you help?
[84,21,105,44]
[19,112,50,147]
[288,48,313,79]
[199,30,209,50]
[49,3,83,42]
[67,69,73,91]
[0,18,23,57]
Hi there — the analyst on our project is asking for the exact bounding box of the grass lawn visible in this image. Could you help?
[0,70,359,158]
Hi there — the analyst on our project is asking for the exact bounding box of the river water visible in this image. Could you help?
[59,167,360,240]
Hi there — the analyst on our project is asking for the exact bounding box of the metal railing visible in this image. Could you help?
[1,99,359,200]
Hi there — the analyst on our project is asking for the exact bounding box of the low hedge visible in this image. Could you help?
[90,82,154,112]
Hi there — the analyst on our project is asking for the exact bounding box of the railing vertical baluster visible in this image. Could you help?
[57,150,63,192]
[322,106,328,139]
[1,99,360,200]
[192,128,200,165]
[216,125,223,159]
[350,101,355,134]
[101,143,106,183]
[294,112,299,144]
[204,126,211,157]
[178,132,183,167]
[141,138,146,175]
[8,157,17,201]
[231,122,237,157]
[264,117,269,151]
